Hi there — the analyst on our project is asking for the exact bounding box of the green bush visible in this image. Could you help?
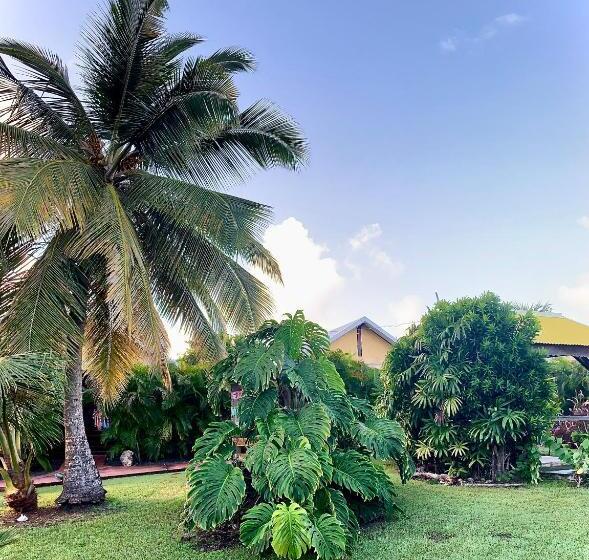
[184,311,413,560]
[327,350,382,402]
[380,292,558,481]
[548,357,589,413]
[100,362,213,462]
[546,432,589,487]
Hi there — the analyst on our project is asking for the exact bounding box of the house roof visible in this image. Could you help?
[534,312,589,347]
[328,316,397,345]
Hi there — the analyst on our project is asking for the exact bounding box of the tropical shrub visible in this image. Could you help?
[0,353,63,512]
[327,350,382,402]
[548,357,589,413]
[546,432,589,487]
[184,311,413,560]
[100,362,213,462]
[380,293,559,481]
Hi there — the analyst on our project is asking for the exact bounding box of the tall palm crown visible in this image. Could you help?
[0,0,306,400]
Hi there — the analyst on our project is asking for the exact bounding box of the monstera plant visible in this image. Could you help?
[184,311,413,560]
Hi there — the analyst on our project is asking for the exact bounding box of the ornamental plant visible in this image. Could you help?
[184,311,413,560]
[380,293,558,482]
[546,432,589,487]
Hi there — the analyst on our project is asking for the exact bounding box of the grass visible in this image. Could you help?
[2,472,589,560]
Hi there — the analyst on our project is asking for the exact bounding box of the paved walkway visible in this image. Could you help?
[0,461,189,490]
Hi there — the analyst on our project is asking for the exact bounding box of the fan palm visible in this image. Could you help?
[0,0,306,505]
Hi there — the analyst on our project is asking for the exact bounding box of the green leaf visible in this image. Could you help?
[275,310,307,359]
[318,391,355,433]
[186,456,246,530]
[372,463,399,518]
[278,403,331,450]
[192,420,239,462]
[352,417,407,460]
[238,387,278,428]
[318,357,346,393]
[286,359,321,400]
[236,341,284,391]
[331,450,377,500]
[310,514,347,560]
[271,502,312,559]
[240,503,274,554]
[267,447,322,503]
[328,489,359,543]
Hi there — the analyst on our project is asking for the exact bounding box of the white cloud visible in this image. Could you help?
[439,37,457,52]
[262,217,344,319]
[387,295,426,337]
[559,274,589,309]
[349,223,382,249]
[368,248,405,277]
[578,216,589,230]
[495,13,526,27]
[440,13,526,52]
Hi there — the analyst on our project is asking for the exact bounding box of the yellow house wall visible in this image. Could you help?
[329,326,392,368]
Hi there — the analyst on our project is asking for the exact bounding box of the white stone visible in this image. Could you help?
[120,450,134,467]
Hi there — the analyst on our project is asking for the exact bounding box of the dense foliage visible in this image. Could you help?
[548,357,589,413]
[327,350,382,402]
[100,362,213,462]
[0,0,306,503]
[184,312,413,560]
[380,293,558,481]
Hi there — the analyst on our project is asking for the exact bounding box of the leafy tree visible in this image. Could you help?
[0,0,305,504]
[184,311,413,560]
[100,361,214,462]
[327,350,383,402]
[0,353,63,512]
[380,293,558,481]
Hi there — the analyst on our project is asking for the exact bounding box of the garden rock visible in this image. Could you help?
[120,450,134,467]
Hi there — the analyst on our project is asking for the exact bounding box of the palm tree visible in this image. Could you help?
[0,352,63,512]
[0,0,306,505]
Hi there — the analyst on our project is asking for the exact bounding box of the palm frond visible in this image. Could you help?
[0,39,93,136]
[0,158,103,240]
[68,185,169,388]
[4,233,85,356]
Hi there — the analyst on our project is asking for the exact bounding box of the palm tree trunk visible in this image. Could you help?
[56,337,106,506]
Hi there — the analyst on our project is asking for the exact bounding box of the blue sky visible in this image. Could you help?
[4,1,589,350]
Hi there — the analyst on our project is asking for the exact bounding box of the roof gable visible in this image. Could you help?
[328,316,396,345]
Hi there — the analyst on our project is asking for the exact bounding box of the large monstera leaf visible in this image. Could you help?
[310,514,347,560]
[327,489,359,543]
[278,403,331,450]
[317,356,345,393]
[192,420,240,462]
[186,457,246,529]
[372,462,399,518]
[267,446,322,502]
[235,340,285,391]
[352,417,407,460]
[331,450,377,500]
[238,387,278,428]
[240,502,274,554]
[271,502,312,559]
[286,359,321,401]
[317,391,355,434]
[275,311,307,359]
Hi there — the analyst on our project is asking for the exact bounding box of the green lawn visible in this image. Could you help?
[3,472,589,560]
